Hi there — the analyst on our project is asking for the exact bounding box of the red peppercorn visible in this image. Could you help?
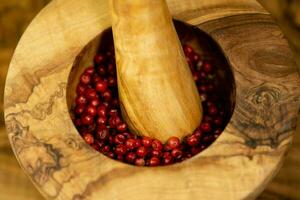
[80,73,91,85]
[136,146,148,158]
[74,119,82,127]
[142,136,152,147]
[96,128,109,140]
[208,105,218,115]
[109,116,121,128]
[107,63,116,75]
[94,76,102,86]
[196,60,203,70]
[152,139,163,151]
[86,106,97,116]
[199,85,208,93]
[89,98,100,107]
[101,145,110,153]
[135,139,142,148]
[84,66,95,75]
[183,44,194,56]
[75,95,87,106]
[203,62,213,73]
[85,89,98,100]
[199,71,206,79]
[193,72,200,82]
[97,65,107,75]
[135,158,145,166]
[81,115,94,125]
[171,148,183,159]
[167,136,180,149]
[126,152,137,163]
[111,98,119,108]
[149,157,160,166]
[192,53,200,62]
[76,83,87,95]
[151,150,162,157]
[193,129,203,139]
[96,116,107,125]
[94,54,105,64]
[95,80,108,93]
[115,144,127,155]
[214,116,223,126]
[109,109,118,116]
[75,106,85,115]
[108,76,117,86]
[117,154,124,161]
[191,147,202,155]
[125,139,136,150]
[102,90,112,102]
[102,102,110,109]
[200,122,212,133]
[186,135,199,146]
[107,151,115,159]
[114,134,126,144]
[83,133,94,144]
[117,123,127,132]
[97,105,107,117]
[163,155,173,165]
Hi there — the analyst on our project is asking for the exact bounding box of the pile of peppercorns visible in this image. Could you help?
[73,43,226,167]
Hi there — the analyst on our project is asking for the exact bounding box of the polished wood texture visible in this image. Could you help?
[3,0,300,200]
[0,1,48,199]
[110,0,202,142]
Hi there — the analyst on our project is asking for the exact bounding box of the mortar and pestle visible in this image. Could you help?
[4,0,300,199]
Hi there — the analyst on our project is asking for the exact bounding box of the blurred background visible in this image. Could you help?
[0,0,299,199]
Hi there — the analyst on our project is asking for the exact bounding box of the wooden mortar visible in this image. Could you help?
[4,0,300,200]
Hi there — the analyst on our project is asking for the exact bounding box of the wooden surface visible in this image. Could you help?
[110,0,202,142]
[256,1,300,199]
[1,0,300,200]
[4,0,300,200]
[0,2,49,200]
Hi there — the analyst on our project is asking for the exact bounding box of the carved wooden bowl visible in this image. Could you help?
[4,0,300,199]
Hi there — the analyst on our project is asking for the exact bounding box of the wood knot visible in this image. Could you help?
[232,83,293,148]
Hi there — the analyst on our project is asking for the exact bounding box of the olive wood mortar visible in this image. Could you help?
[4,0,300,200]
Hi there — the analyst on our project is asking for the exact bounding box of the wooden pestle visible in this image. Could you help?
[109,0,203,142]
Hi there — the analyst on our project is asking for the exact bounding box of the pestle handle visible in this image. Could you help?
[109,0,203,142]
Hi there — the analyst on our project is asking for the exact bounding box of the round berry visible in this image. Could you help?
[152,139,163,151]
[136,146,148,158]
[142,136,152,147]
[83,133,94,144]
[149,157,160,166]
[95,80,108,93]
[167,136,181,149]
[186,135,199,146]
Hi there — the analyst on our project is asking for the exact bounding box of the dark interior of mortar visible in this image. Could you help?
[66,20,236,166]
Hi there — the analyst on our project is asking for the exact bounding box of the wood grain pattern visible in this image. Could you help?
[0,1,48,199]
[3,0,300,200]
[109,0,202,142]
